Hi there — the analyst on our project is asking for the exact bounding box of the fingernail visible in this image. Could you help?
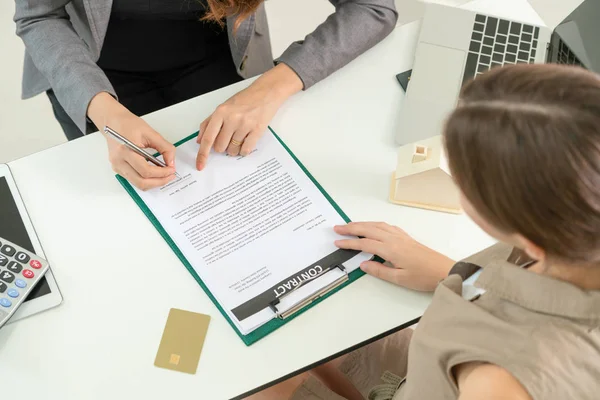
[360,263,368,270]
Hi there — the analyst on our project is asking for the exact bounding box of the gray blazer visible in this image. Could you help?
[14,0,398,133]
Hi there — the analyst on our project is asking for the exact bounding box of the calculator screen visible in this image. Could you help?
[0,177,51,301]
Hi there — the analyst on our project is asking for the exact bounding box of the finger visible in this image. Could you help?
[336,221,400,235]
[334,222,392,242]
[226,129,250,156]
[117,160,175,191]
[197,118,209,144]
[239,128,263,156]
[144,129,176,168]
[196,115,224,170]
[372,222,405,235]
[213,120,236,153]
[123,148,175,179]
[360,261,409,286]
[334,238,392,260]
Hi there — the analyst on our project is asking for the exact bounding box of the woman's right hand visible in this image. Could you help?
[87,92,177,190]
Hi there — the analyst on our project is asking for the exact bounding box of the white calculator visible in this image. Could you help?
[0,237,50,328]
[0,163,62,328]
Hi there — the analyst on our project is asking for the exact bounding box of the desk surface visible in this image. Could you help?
[0,1,544,397]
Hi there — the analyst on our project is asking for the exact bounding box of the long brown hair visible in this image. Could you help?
[443,64,600,264]
[203,0,263,30]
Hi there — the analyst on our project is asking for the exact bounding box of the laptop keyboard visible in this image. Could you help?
[463,14,539,85]
[557,39,584,67]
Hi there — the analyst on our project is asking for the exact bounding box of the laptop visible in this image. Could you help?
[396,0,600,145]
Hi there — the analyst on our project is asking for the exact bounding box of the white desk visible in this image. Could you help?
[1,1,546,396]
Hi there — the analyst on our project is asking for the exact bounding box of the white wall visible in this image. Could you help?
[0,1,64,164]
[0,0,423,163]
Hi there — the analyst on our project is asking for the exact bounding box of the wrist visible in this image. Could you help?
[422,246,456,282]
[254,63,303,103]
[435,254,457,279]
[87,92,127,129]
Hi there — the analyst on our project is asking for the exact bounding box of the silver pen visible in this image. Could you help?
[103,125,181,178]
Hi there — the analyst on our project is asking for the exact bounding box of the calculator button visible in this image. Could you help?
[22,270,34,279]
[0,271,15,283]
[15,252,30,263]
[0,282,6,293]
[7,261,23,274]
[15,279,26,289]
[1,245,16,257]
[7,289,18,298]
[30,260,42,269]
[0,255,7,267]
[0,298,11,308]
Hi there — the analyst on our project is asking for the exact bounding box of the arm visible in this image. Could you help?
[455,362,532,400]
[333,224,520,291]
[277,0,399,89]
[14,0,116,133]
[15,1,177,190]
[334,222,455,291]
[194,0,398,169]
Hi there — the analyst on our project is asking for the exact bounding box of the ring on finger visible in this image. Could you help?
[230,138,244,147]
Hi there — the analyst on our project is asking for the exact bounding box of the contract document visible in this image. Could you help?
[132,129,371,336]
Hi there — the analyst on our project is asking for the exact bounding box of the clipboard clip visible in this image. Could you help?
[268,264,349,320]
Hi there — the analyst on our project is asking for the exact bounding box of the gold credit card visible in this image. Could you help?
[154,308,211,374]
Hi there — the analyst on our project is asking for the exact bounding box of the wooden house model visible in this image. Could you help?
[389,135,461,214]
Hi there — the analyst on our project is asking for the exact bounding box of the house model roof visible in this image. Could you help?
[395,135,451,180]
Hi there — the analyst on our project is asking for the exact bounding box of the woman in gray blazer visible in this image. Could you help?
[14,0,397,190]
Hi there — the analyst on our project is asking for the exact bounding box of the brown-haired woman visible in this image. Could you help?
[15,0,397,190]
[249,63,600,399]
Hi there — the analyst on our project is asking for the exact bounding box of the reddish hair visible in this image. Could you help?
[203,0,263,30]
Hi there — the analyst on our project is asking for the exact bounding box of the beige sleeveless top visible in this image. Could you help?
[395,244,600,400]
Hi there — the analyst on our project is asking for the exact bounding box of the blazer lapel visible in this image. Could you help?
[82,0,113,49]
[227,13,255,68]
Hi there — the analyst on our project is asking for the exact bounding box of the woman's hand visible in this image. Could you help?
[334,222,455,291]
[195,63,303,170]
[87,92,177,190]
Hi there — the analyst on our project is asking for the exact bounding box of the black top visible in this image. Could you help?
[97,0,231,72]
[93,0,241,119]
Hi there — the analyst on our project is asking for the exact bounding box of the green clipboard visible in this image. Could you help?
[116,127,366,346]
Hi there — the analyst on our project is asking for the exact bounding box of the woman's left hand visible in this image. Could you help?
[195,63,303,170]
